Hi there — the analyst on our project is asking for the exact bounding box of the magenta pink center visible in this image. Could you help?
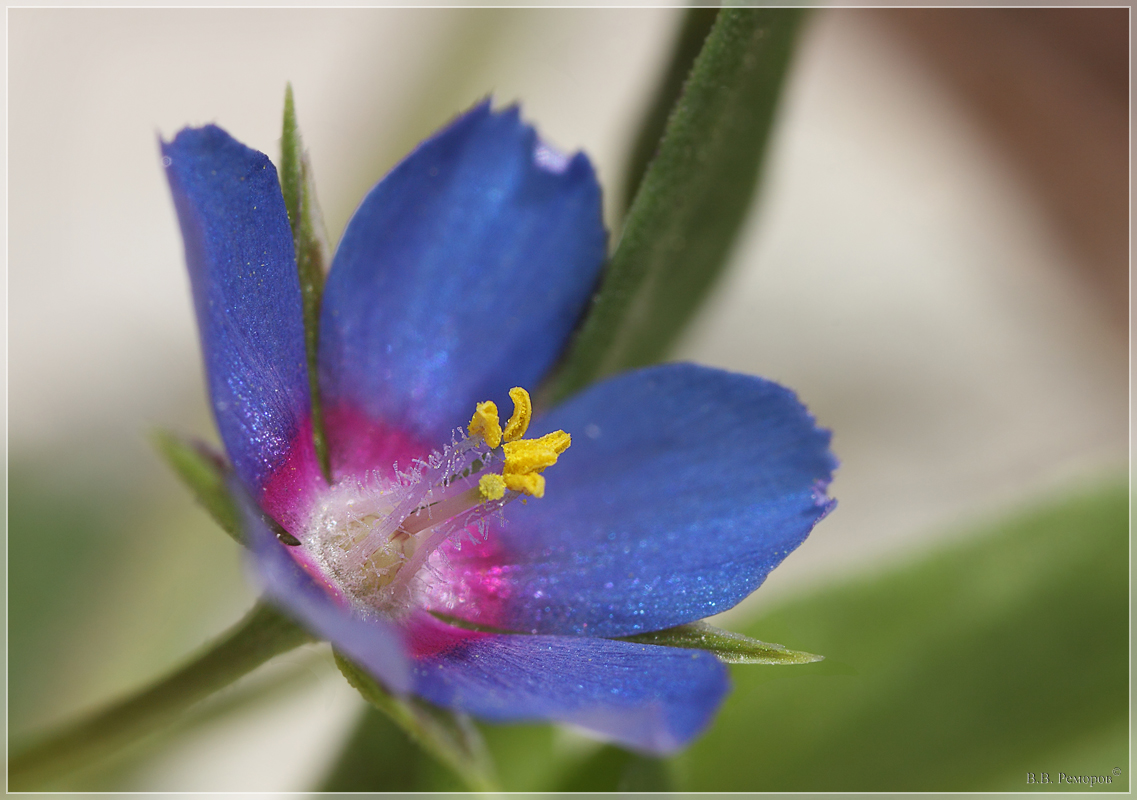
[323,403,433,484]
[404,610,491,661]
[258,418,325,534]
[261,404,522,628]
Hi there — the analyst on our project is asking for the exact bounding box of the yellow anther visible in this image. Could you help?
[503,387,532,442]
[467,401,502,449]
[502,430,571,497]
[504,472,546,499]
[545,430,571,454]
[505,430,570,460]
[467,389,570,499]
[478,473,507,501]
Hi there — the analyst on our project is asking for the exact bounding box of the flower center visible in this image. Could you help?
[302,387,569,614]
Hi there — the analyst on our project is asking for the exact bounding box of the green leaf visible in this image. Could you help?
[620,620,823,664]
[620,8,720,214]
[674,480,1129,791]
[280,84,332,482]
[550,9,805,401]
[333,651,500,792]
[150,429,241,544]
[9,601,312,790]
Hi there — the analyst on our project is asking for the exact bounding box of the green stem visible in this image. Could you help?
[9,601,312,789]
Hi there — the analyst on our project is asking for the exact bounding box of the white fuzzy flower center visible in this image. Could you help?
[298,387,571,616]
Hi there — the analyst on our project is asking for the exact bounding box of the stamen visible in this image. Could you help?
[468,401,502,449]
[503,387,532,442]
[304,387,572,615]
[504,471,545,498]
[303,433,496,612]
[397,487,481,536]
[503,431,571,472]
[502,430,571,499]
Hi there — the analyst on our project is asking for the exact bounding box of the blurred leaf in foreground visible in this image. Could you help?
[553,745,673,792]
[8,463,140,734]
[319,705,441,792]
[332,653,498,792]
[675,479,1128,791]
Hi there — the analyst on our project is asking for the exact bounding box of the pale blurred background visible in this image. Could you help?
[7,7,1128,791]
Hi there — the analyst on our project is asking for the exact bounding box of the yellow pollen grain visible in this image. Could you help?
[503,387,533,442]
[478,473,507,501]
[504,472,545,498]
[468,401,502,449]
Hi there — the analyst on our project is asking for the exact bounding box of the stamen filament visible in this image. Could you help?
[397,486,491,537]
[383,489,513,604]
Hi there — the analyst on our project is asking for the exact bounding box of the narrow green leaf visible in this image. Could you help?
[620,620,823,665]
[550,9,805,401]
[150,429,241,544]
[675,480,1129,791]
[620,8,720,214]
[333,651,500,792]
[281,84,332,482]
[9,602,312,790]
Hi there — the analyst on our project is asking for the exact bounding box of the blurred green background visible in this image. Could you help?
[8,7,1128,791]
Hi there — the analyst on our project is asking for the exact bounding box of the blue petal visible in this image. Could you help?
[235,481,412,694]
[163,126,322,529]
[408,613,729,755]
[318,101,606,454]
[438,364,837,637]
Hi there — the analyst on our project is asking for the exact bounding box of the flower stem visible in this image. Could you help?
[8,600,313,789]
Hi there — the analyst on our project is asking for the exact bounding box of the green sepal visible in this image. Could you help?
[619,620,823,665]
[150,429,242,545]
[333,651,500,792]
[550,9,805,401]
[281,84,332,483]
[430,612,821,665]
[319,705,451,791]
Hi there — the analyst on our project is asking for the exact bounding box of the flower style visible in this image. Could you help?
[162,102,836,754]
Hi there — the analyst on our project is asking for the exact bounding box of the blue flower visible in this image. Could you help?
[161,101,836,754]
